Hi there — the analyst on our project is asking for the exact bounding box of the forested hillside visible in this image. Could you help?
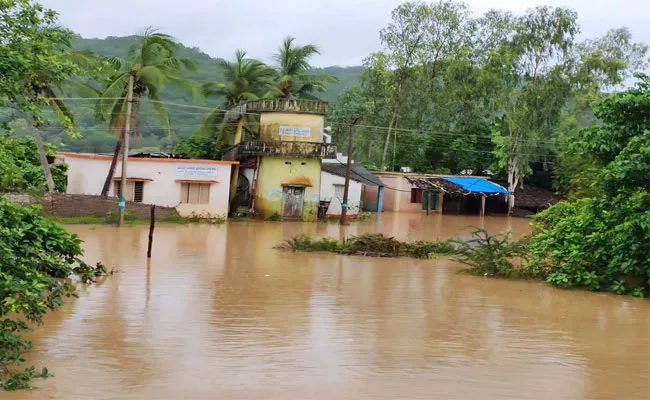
[0,35,362,154]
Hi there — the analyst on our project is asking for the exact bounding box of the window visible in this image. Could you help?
[334,184,345,200]
[115,181,144,202]
[410,188,423,203]
[180,183,210,204]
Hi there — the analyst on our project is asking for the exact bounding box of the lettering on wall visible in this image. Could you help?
[279,125,311,138]
[175,166,218,177]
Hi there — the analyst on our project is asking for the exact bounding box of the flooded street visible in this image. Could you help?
[7,213,649,400]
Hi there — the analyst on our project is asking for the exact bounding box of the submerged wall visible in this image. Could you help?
[320,171,362,216]
[2,192,180,219]
[254,157,321,221]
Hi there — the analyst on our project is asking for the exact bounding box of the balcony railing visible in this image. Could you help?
[222,140,337,161]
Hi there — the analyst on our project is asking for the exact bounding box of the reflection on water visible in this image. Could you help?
[6,213,649,400]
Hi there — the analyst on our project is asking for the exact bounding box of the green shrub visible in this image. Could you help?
[453,229,533,278]
[528,76,650,296]
[0,197,109,390]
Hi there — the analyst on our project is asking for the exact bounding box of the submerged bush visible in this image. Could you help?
[277,234,341,252]
[401,241,457,258]
[264,213,282,222]
[346,233,402,254]
[277,233,456,259]
[453,229,533,278]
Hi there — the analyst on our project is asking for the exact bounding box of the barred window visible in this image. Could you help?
[115,181,144,203]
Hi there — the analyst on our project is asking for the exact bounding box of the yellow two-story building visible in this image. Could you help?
[222,99,336,221]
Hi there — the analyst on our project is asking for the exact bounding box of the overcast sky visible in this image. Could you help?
[41,0,648,67]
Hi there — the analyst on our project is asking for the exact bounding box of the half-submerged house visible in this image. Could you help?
[221,99,337,221]
[59,152,238,218]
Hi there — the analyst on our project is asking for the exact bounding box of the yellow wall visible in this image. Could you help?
[255,157,321,221]
[259,113,324,143]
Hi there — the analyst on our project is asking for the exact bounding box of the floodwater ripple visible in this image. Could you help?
[5,213,649,400]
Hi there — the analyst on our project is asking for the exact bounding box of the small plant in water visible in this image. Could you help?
[452,228,532,278]
[264,213,282,222]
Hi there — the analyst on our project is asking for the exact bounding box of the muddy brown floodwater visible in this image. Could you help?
[6,213,649,400]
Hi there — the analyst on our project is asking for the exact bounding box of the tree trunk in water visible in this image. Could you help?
[100,132,124,197]
[30,117,55,193]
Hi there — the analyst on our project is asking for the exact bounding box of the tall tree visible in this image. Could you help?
[0,0,89,193]
[489,6,579,212]
[378,0,472,170]
[267,36,337,99]
[97,28,197,196]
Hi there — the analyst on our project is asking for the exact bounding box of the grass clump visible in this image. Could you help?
[47,211,226,225]
[401,240,457,258]
[277,233,456,259]
[277,234,341,252]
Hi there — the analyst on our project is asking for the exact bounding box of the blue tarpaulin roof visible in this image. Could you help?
[442,177,510,194]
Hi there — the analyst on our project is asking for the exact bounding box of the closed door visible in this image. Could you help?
[282,186,304,218]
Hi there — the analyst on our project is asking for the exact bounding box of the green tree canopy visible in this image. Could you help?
[529,74,650,296]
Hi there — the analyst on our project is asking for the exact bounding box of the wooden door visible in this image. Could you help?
[282,186,304,219]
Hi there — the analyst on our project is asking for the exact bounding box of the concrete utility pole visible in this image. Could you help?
[118,73,135,227]
[340,115,360,225]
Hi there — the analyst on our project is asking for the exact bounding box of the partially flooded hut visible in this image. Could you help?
[406,176,510,216]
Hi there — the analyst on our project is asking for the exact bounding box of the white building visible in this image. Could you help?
[57,152,238,218]
[320,162,384,217]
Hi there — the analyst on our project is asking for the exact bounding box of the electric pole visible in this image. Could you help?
[118,72,135,227]
[340,115,360,225]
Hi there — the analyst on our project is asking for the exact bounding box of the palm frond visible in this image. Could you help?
[64,80,102,98]
[138,65,169,88]
[108,98,127,136]
[42,87,74,122]
[96,72,129,120]
[198,107,226,138]
[180,58,198,72]
[148,90,172,137]
[103,56,128,71]
[202,81,226,97]
[168,75,203,102]
[58,50,97,70]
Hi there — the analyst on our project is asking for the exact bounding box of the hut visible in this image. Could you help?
[406,176,510,216]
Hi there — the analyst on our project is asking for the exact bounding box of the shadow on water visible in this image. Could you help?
[7,213,649,400]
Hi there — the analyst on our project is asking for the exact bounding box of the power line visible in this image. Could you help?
[326,121,566,146]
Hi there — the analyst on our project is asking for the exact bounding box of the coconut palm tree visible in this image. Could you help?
[98,28,198,196]
[204,50,275,108]
[192,50,274,146]
[267,36,338,99]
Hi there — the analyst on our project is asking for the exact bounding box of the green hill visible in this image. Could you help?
[1,35,363,154]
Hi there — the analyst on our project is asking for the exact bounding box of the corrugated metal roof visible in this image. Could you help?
[321,164,384,187]
[442,177,510,194]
